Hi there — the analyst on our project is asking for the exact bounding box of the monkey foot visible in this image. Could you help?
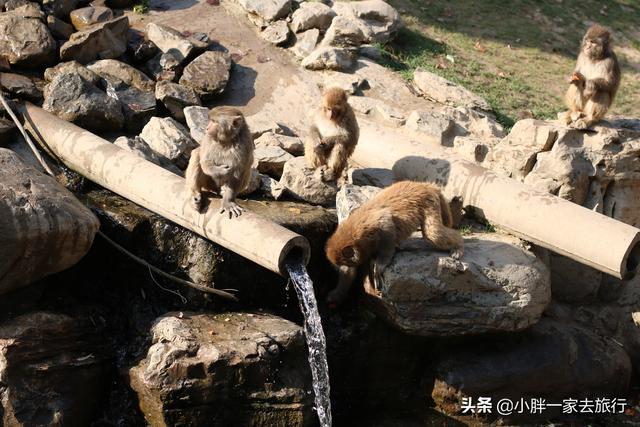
[450,248,464,260]
[191,194,205,213]
[570,118,591,130]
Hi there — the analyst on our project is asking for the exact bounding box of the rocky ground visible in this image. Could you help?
[1,0,640,426]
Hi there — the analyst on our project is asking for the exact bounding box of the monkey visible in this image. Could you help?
[185,106,254,218]
[305,87,359,182]
[560,24,620,129]
[324,181,464,305]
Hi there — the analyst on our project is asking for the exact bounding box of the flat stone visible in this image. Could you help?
[43,72,124,132]
[413,69,491,112]
[145,22,195,64]
[255,131,304,156]
[87,58,155,92]
[290,28,320,59]
[260,19,290,46]
[290,1,335,32]
[155,80,201,121]
[0,11,57,68]
[279,156,337,206]
[69,5,113,30]
[254,145,294,177]
[46,14,73,39]
[183,105,209,143]
[44,60,100,85]
[0,148,99,293]
[59,16,129,64]
[139,116,196,169]
[0,72,42,101]
[302,46,356,71]
[179,50,231,99]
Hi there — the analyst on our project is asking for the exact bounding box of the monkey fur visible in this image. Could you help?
[305,87,359,182]
[561,24,621,129]
[325,181,464,305]
[185,106,254,218]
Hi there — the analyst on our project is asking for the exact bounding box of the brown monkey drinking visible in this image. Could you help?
[305,87,359,182]
[185,106,254,218]
[325,181,464,305]
[561,24,621,129]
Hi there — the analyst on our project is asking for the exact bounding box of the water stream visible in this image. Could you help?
[285,259,332,427]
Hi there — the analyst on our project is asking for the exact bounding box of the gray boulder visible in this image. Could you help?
[145,22,195,64]
[179,51,231,99]
[255,131,304,156]
[145,51,182,82]
[332,0,401,44]
[129,312,314,426]
[87,58,155,92]
[69,5,113,30]
[0,11,56,68]
[236,0,291,24]
[44,60,100,84]
[43,72,124,132]
[0,72,42,101]
[302,46,356,71]
[59,16,129,64]
[139,116,196,169]
[114,135,182,175]
[254,145,294,177]
[0,149,99,294]
[155,80,201,121]
[110,86,156,133]
[413,69,491,112]
[290,28,320,59]
[290,1,335,32]
[260,19,290,46]
[279,156,337,206]
[321,16,366,48]
[405,110,455,144]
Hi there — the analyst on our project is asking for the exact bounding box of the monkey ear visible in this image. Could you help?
[232,116,244,127]
[341,245,356,260]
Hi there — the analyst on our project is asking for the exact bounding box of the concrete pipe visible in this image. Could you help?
[351,120,640,279]
[22,104,310,276]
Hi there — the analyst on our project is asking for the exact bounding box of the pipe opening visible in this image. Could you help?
[625,241,640,279]
[284,246,306,268]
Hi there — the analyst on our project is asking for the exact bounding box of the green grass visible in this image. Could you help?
[133,0,149,14]
[382,0,640,128]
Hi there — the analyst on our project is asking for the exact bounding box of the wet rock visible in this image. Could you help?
[44,60,100,84]
[405,110,455,144]
[46,14,73,39]
[129,312,313,426]
[0,312,109,426]
[183,105,208,143]
[290,1,335,32]
[179,50,231,99]
[254,145,294,177]
[0,11,56,68]
[280,156,338,206]
[110,86,156,133]
[0,149,99,293]
[114,135,182,175]
[69,5,113,30]
[322,16,366,47]
[0,72,41,101]
[87,58,155,92]
[59,16,129,64]
[290,28,320,58]
[432,318,631,413]
[255,131,304,156]
[145,22,194,64]
[332,0,401,44]
[259,173,285,199]
[413,69,491,112]
[139,116,196,169]
[302,46,356,71]
[42,0,79,18]
[260,19,290,46]
[337,185,551,336]
[237,0,291,24]
[43,72,124,132]
[155,80,201,121]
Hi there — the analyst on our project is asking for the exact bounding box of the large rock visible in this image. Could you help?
[144,51,182,83]
[0,11,56,68]
[155,80,201,121]
[0,312,109,426]
[236,0,291,24]
[43,72,125,132]
[290,1,335,33]
[59,16,129,64]
[145,22,195,64]
[139,116,196,169]
[111,86,156,133]
[254,145,294,177]
[332,0,401,44]
[114,136,182,175]
[183,105,208,143]
[405,110,455,144]
[413,69,491,112]
[46,14,73,39]
[321,16,366,48]
[87,58,155,92]
[290,28,320,59]
[255,131,304,156]
[44,60,100,84]
[432,318,632,415]
[129,312,313,426]
[279,156,338,206]
[302,47,356,71]
[260,19,290,46]
[179,51,231,99]
[0,149,99,293]
[42,0,79,18]
[336,184,551,336]
[0,72,42,101]
[69,5,113,30]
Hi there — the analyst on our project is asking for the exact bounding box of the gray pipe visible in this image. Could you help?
[22,104,310,276]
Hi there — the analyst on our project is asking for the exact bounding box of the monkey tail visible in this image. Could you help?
[422,195,463,251]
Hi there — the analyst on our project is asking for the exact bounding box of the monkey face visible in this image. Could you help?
[324,104,344,121]
[207,115,244,142]
[332,245,360,267]
[583,37,606,59]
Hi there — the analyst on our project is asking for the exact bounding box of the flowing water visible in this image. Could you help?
[285,259,332,427]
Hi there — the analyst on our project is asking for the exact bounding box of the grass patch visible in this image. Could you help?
[133,0,149,14]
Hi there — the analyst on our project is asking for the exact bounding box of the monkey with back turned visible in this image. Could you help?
[305,87,359,182]
[561,24,620,129]
[185,106,254,218]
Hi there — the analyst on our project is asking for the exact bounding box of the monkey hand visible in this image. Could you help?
[318,167,336,182]
[449,248,464,260]
[569,72,584,84]
[220,200,244,218]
